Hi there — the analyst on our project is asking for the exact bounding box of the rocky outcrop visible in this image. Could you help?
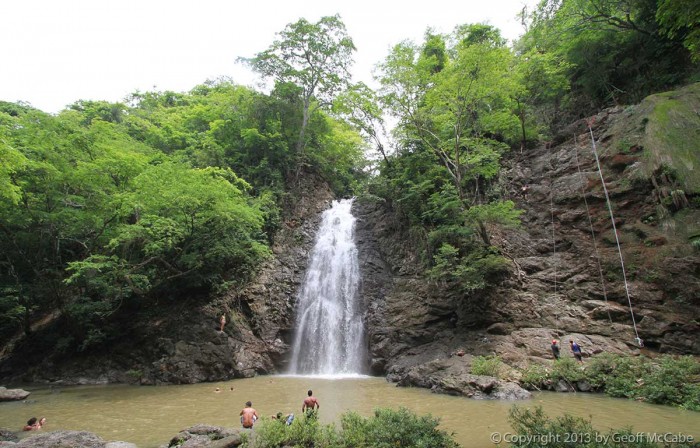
[0,429,18,443]
[355,84,700,394]
[0,431,110,448]
[393,356,531,400]
[0,387,29,401]
[165,424,242,448]
[0,427,242,448]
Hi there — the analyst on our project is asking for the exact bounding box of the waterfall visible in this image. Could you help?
[288,198,366,375]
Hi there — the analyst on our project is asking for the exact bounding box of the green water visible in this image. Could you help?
[2,376,698,447]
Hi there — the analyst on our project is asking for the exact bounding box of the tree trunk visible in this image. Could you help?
[518,99,526,153]
[294,97,312,182]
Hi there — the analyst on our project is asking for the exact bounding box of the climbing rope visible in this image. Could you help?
[573,133,613,325]
[586,120,643,347]
[548,156,558,304]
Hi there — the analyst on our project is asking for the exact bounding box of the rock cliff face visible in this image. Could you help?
[354,83,700,385]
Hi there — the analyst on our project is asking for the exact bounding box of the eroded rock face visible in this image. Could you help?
[354,84,700,395]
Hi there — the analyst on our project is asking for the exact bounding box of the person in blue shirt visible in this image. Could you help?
[569,340,583,363]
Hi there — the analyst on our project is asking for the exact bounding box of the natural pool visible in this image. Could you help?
[2,375,698,447]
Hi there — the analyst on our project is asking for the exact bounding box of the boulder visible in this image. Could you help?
[0,429,18,443]
[576,380,592,392]
[167,425,242,447]
[0,387,29,401]
[395,357,531,400]
[13,431,105,448]
[555,380,576,393]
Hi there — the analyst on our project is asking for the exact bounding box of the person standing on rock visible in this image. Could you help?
[570,340,583,363]
[219,313,226,332]
[240,401,259,429]
[302,390,319,418]
[551,339,561,360]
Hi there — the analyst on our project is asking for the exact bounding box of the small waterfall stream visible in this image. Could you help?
[288,198,366,375]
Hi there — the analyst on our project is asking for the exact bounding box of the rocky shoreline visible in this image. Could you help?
[0,424,243,448]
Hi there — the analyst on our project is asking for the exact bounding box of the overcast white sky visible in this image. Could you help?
[1,0,535,114]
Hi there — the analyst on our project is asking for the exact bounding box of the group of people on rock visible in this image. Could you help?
[240,389,320,429]
[22,417,46,431]
[551,339,584,362]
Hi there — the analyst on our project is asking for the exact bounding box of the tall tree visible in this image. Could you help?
[333,82,390,167]
[376,25,520,245]
[241,15,356,158]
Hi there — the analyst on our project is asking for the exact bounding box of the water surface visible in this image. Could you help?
[2,376,698,447]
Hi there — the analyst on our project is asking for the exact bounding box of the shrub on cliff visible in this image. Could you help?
[471,355,505,378]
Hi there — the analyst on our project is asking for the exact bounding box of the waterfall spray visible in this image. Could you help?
[288,199,366,375]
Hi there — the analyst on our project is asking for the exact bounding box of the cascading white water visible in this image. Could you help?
[288,198,366,375]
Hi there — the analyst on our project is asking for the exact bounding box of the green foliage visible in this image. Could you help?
[241,15,356,156]
[339,407,458,448]
[246,414,339,448]
[512,49,571,141]
[0,76,365,354]
[508,406,675,448]
[519,363,550,389]
[246,408,458,448]
[656,0,700,61]
[0,287,27,342]
[429,244,510,292]
[551,357,587,383]
[519,354,700,410]
[371,26,526,294]
[519,0,697,117]
[62,296,115,352]
[470,355,504,377]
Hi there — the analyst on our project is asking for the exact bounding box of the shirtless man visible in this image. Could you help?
[240,401,259,429]
[23,417,38,431]
[302,390,319,417]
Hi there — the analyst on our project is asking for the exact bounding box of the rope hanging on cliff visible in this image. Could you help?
[586,121,643,348]
[573,133,613,325]
[549,162,558,304]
